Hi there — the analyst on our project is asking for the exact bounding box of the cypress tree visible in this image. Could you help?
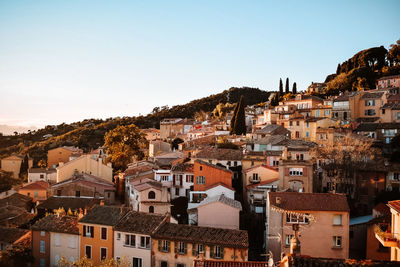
[292,82,297,94]
[19,154,29,179]
[285,78,289,94]
[229,102,239,134]
[279,79,283,96]
[336,63,341,75]
[270,93,279,106]
[232,96,246,135]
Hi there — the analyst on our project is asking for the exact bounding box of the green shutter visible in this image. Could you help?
[158,240,162,251]
[174,241,178,253]
[167,241,170,252]
[220,247,224,259]
[192,243,197,256]
[210,245,214,258]
[184,242,187,255]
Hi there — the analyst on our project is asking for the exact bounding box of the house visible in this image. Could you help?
[381,95,400,123]
[253,135,288,152]
[1,154,33,178]
[332,93,352,122]
[375,200,400,261]
[246,178,279,214]
[0,226,30,251]
[18,181,49,202]
[242,151,281,171]
[160,118,194,140]
[254,124,290,140]
[28,168,57,183]
[129,179,171,214]
[284,94,324,110]
[149,140,171,158]
[49,171,115,204]
[303,117,336,142]
[47,146,83,169]
[151,222,248,266]
[79,205,129,265]
[349,215,372,259]
[0,192,34,212]
[306,82,326,94]
[266,192,350,262]
[114,210,168,267]
[171,163,194,199]
[193,259,270,267]
[31,215,80,267]
[143,128,161,142]
[56,154,113,183]
[153,151,185,168]
[376,75,400,90]
[242,164,279,190]
[366,203,391,261]
[196,194,242,230]
[0,204,35,227]
[192,160,233,193]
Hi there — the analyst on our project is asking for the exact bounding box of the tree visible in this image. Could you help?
[0,170,21,193]
[229,101,239,134]
[279,78,283,96]
[104,124,148,172]
[285,78,289,94]
[231,96,246,135]
[37,159,47,168]
[388,39,400,66]
[19,154,29,179]
[292,82,297,94]
[270,93,279,106]
[336,63,341,75]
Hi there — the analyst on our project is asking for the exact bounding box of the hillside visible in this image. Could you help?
[0,87,270,165]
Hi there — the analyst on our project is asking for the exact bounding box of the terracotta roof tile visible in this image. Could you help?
[198,194,242,210]
[388,200,400,214]
[20,181,49,191]
[31,215,79,234]
[153,222,248,248]
[195,146,243,161]
[37,196,99,212]
[195,160,233,174]
[115,211,166,234]
[269,192,349,212]
[0,227,29,244]
[79,205,129,226]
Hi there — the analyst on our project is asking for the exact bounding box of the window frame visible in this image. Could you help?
[124,234,136,247]
[101,227,108,240]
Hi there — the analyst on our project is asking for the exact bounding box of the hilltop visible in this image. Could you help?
[0,87,270,165]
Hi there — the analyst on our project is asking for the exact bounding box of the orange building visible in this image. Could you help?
[78,205,129,265]
[47,146,82,169]
[18,181,49,202]
[193,160,232,191]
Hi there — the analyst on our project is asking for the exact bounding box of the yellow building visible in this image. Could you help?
[47,146,82,169]
[1,154,33,178]
[152,222,248,266]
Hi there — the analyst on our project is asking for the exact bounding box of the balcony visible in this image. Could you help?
[374,224,399,247]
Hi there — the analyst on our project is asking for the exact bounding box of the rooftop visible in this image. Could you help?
[31,215,79,234]
[19,181,49,191]
[195,160,233,174]
[198,194,242,210]
[37,196,99,211]
[79,205,129,226]
[153,222,248,248]
[114,210,166,234]
[269,192,349,212]
[388,200,400,214]
[195,146,243,161]
[0,227,29,244]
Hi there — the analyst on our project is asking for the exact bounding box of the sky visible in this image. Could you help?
[0,0,399,128]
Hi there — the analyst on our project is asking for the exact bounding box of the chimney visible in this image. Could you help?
[276,197,281,204]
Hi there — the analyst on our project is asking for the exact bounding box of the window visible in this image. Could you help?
[40,174,44,179]
[289,168,303,176]
[364,109,376,116]
[75,191,80,197]
[125,234,135,247]
[57,190,61,196]
[197,244,204,255]
[396,112,400,120]
[116,233,121,240]
[324,110,330,116]
[199,166,203,171]
[27,192,30,196]
[83,225,94,238]
[160,261,168,267]
[289,121,293,126]
[213,246,223,259]
[285,235,294,246]
[55,254,60,266]
[196,176,205,184]
[40,240,45,253]
[186,175,194,183]
[149,206,154,213]
[305,131,310,138]
[160,175,169,182]
[101,227,107,240]
[306,122,309,128]
[40,258,45,267]
[100,247,107,260]
[286,213,309,224]
[365,99,375,106]
[41,231,45,236]
[315,110,320,117]
[132,257,142,267]
[69,236,76,248]
[176,264,185,267]
[54,233,60,246]
[333,215,342,225]
[234,161,237,167]
[85,245,92,259]
[148,191,156,199]
[382,109,386,114]
[176,241,186,254]
[160,240,170,252]
[333,236,342,248]
[384,129,397,136]
[140,236,150,249]
[175,187,179,196]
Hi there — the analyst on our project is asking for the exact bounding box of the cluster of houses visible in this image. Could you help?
[1,75,400,266]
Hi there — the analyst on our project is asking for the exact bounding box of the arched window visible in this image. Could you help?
[148,191,156,199]
[149,206,154,213]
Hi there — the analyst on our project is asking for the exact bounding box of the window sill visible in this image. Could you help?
[333,224,342,227]
[123,245,136,248]
[332,246,342,250]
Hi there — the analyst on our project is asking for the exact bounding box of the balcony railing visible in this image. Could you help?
[374,224,399,248]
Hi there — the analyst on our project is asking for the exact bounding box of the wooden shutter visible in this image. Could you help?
[158,240,162,251]
[192,243,197,256]
[90,226,94,238]
[167,241,170,252]
[83,225,86,236]
[210,245,214,258]
[174,241,178,253]
[184,242,187,255]
[220,247,224,259]
[173,175,176,186]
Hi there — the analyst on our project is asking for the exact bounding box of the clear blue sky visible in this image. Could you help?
[0,0,399,127]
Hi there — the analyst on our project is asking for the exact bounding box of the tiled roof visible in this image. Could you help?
[31,215,79,234]
[20,181,49,191]
[0,205,35,227]
[269,192,349,212]
[195,160,233,174]
[79,205,129,226]
[246,178,279,189]
[361,92,384,99]
[37,196,98,211]
[388,200,400,214]
[373,202,391,217]
[135,180,162,192]
[286,255,398,267]
[114,210,166,234]
[256,124,289,135]
[355,117,379,123]
[0,193,33,211]
[153,222,248,248]
[382,102,400,110]
[334,94,349,102]
[198,194,242,210]
[0,227,29,244]
[256,135,288,146]
[171,163,194,172]
[377,74,400,80]
[195,146,243,161]
[355,123,378,132]
[243,164,278,173]
[28,168,56,174]
[203,182,235,192]
[387,93,400,102]
[194,260,267,267]
[376,123,400,129]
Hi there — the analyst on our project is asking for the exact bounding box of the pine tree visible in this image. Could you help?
[285,78,289,94]
[232,96,246,135]
[229,102,239,134]
[292,82,297,94]
[279,79,283,96]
